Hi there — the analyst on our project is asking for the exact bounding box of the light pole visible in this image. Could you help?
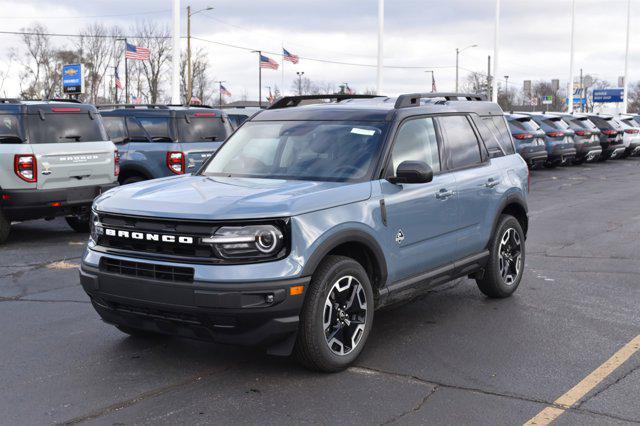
[187,5,213,104]
[171,0,181,105]
[568,0,576,113]
[296,71,305,95]
[623,0,631,113]
[425,70,435,92]
[503,75,509,104]
[376,0,384,94]
[455,44,477,92]
[116,37,128,103]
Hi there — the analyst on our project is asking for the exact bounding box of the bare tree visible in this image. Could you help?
[530,81,566,112]
[462,71,489,95]
[132,21,171,103]
[180,48,212,104]
[14,23,61,99]
[627,81,640,113]
[75,23,114,103]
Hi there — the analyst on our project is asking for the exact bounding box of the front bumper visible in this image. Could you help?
[1,183,118,221]
[80,260,309,348]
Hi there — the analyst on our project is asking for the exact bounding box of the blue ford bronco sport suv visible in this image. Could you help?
[81,93,529,372]
[99,104,233,184]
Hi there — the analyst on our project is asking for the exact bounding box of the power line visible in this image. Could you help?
[0,9,171,20]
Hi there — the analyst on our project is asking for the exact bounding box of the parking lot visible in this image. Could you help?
[1,158,639,425]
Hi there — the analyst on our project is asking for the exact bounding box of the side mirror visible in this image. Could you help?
[388,161,433,184]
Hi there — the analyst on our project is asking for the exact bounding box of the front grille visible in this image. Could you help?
[100,257,194,283]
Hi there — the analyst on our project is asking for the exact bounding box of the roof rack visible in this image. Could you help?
[96,104,170,110]
[0,98,21,104]
[45,98,82,103]
[268,94,384,110]
[394,92,486,108]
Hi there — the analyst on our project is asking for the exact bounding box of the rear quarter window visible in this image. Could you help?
[479,116,515,156]
[0,114,25,144]
[26,113,107,143]
[137,116,173,141]
[102,116,127,143]
[438,115,483,169]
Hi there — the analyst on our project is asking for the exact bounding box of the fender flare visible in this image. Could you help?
[301,228,388,288]
[118,164,153,181]
[490,191,529,241]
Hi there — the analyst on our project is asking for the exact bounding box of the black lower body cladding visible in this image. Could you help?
[547,147,576,167]
[1,183,117,221]
[79,262,310,351]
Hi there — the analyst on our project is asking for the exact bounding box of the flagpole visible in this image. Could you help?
[171,0,181,105]
[123,38,129,104]
[376,0,384,94]
[281,43,285,96]
[491,0,500,103]
[623,0,631,114]
[114,66,118,103]
[568,0,576,113]
[254,50,262,108]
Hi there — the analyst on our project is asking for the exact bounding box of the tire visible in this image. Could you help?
[0,209,11,244]
[476,215,525,298]
[121,175,145,185]
[294,255,374,372]
[543,161,557,169]
[65,215,90,233]
[116,325,165,338]
[572,157,584,165]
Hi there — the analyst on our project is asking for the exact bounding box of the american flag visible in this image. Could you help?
[282,48,299,64]
[125,42,150,61]
[131,95,143,104]
[260,54,279,70]
[114,68,123,90]
[220,85,232,97]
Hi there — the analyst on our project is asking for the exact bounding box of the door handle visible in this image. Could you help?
[484,178,500,188]
[436,189,454,200]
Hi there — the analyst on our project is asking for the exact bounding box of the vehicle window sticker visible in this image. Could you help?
[351,128,376,136]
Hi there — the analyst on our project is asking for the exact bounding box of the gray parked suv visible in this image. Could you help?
[0,99,118,243]
[81,93,529,372]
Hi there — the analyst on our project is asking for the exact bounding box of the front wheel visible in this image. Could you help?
[294,255,374,372]
[476,215,525,298]
[0,209,11,244]
[65,215,90,233]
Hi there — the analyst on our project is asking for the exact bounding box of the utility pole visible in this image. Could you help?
[376,0,384,94]
[253,50,262,108]
[455,44,477,92]
[568,0,576,113]
[116,37,128,103]
[492,0,501,103]
[487,55,492,100]
[425,70,435,92]
[580,68,584,112]
[171,0,181,105]
[187,5,213,105]
[296,71,305,95]
[215,80,226,109]
[623,0,631,113]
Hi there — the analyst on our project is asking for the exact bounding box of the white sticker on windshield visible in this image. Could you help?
[351,128,376,136]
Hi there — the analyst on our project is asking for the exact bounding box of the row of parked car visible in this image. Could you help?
[506,112,640,168]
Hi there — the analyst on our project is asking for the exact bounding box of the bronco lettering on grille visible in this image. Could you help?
[104,228,194,244]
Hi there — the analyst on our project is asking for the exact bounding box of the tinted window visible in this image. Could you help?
[477,118,503,157]
[390,117,440,173]
[228,114,249,129]
[0,114,24,144]
[439,115,481,169]
[509,118,540,133]
[489,116,514,154]
[125,117,150,141]
[178,117,230,142]
[137,116,173,141]
[202,121,387,182]
[27,113,107,143]
[102,116,126,143]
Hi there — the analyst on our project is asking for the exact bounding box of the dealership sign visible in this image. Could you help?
[592,89,624,103]
[62,64,85,94]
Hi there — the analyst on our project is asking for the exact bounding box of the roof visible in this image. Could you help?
[0,98,98,114]
[224,100,263,108]
[98,104,227,117]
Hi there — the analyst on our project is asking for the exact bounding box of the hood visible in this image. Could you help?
[95,175,372,220]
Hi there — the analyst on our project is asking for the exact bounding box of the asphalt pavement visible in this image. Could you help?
[1,158,639,425]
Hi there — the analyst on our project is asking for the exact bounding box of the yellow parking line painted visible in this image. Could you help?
[524,334,640,426]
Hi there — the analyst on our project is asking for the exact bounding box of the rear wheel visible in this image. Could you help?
[476,215,525,298]
[294,255,374,372]
[0,210,11,244]
[65,215,90,233]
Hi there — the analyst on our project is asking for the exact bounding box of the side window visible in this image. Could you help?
[126,117,150,142]
[438,115,482,169]
[102,116,127,143]
[136,116,173,141]
[491,116,515,154]
[390,117,440,174]
[476,117,504,158]
[0,114,24,144]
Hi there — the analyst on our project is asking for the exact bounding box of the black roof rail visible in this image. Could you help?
[394,92,486,108]
[167,103,216,109]
[45,98,82,103]
[0,98,21,104]
[96,104,170,110]
[268,94,384,110]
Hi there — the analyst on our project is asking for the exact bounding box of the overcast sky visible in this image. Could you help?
[0,0,637,101]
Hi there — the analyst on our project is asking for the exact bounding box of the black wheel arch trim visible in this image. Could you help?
[301,229,388,289]
[118,164,153,181]
[491,192,529,242]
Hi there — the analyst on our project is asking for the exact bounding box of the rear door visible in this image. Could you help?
[26,107,115,190]
[439,114,501,258]
[177,112,232,173]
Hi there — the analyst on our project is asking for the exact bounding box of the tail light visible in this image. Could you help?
[546,131,564,138]
[166,151,185,174]
[114,150,120,177]
[514,133,534,140]
[14,154,37,183]
[575,130,591,136]
[624,129,639,134]
[602,129,618,136]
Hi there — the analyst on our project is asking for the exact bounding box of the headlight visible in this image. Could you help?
[201,224,285,260]
[89,210,104,243]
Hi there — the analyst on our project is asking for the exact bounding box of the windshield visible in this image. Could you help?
[202,121,387,182]
[178,116,230,142]
[27,113,107,143]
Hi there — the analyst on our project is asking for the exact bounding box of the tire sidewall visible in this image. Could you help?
[489,216,526,295]
[303,257,374,370]
[0,209,10,243]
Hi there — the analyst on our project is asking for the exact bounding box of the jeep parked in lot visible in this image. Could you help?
[81,93,529,372]
[577,113,626,160]
[553,113,603,163]
[521,112,577,167]
[505,113,548,168]
[99,104,233,185]
[0,99,118,243]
